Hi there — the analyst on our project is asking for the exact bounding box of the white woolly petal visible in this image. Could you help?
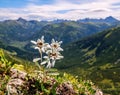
[46,50,52,54]
[46,44,51,49]
[56,57,60,60]
[43,56,49,59]
[59,41,63,44]
[31,40,37,44]
[58,47,63,51]
[59,56,64,58]
[52,39,55,43]
[41,48,45,52]
[41,36,44,42]
[56,51,61,54]
[51,60,56,67]
[34,47,40,50]
[56,56,64,60]
[50,56,53,59]
[33,58,41,62]
[41,61,47,65]
[37,39,40,42]
[46,61,51,68]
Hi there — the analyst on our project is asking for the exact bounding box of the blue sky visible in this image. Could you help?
[0,0,120,21]
[0,0,55,8]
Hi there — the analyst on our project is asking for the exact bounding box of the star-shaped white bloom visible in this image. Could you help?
[31,36,50,52]
[51,39,63,51]
[33,58,41,62]
[41,50,63,68]
[31,36,64,68]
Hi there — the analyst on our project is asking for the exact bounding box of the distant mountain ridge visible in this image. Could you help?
[77,16,119,23]
[2,16,119,23]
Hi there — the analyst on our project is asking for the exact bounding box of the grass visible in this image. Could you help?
[0,49,97,95]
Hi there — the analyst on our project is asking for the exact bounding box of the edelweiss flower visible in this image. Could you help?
[31,36,64,68]
[41,50,63,68]
[31,36,50,52]
[49,51,63,60]
[51,39,63,51]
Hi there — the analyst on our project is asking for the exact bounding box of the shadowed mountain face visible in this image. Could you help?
[56,27,120,94]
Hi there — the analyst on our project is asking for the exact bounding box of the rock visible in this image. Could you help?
[56,82,77,95]
[95,89,103,95]
[10,68,27,79]
[7,68,27,95]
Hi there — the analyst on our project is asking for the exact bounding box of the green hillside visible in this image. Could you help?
[0,18,49,48]
[25,21,118,52]
[0,18,118,50]
[56,27,120,94]
[0,41,35,60]
[30,21,113,44]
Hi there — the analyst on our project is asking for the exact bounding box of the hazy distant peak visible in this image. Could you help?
[17,17,27,23]
[77,16,119,23]
[104,16,118,22]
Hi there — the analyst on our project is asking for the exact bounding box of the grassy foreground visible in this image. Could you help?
[0,49,99,95]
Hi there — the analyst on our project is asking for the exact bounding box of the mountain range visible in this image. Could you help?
[0,16,120,45]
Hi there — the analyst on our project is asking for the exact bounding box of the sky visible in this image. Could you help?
[0,0,120,21]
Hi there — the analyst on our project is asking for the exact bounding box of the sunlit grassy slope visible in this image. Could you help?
[56,26,120,94]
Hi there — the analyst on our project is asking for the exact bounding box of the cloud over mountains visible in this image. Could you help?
[0,0,120,21]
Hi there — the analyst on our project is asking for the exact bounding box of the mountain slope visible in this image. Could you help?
[0,18,49,43]
[56,27,120,94]
[0,41,34,60]
[29,21,116,44]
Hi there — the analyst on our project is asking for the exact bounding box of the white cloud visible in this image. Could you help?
[0,0,120,21]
